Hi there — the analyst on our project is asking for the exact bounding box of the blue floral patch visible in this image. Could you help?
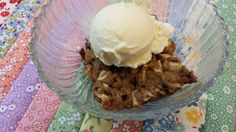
[0,0,43,58]
[142,114,175,132]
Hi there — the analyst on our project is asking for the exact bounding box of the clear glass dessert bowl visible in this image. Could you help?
[30,0,228,120]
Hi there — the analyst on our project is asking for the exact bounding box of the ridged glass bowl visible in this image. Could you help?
[30,0,228,120]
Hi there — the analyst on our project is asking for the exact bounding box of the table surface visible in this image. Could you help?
[0,0,235,132]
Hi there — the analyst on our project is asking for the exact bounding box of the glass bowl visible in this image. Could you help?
[30,0,228,120]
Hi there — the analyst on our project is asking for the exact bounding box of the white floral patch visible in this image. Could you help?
[154,120,160,127]
[25,83,41,93]
[8,104,16,111]
[34,83,41,90]
[58,116,66,125]
[10,57,17,63]
[0,105,8,113]
[210,113,218,120]
[122,124,130,132]
[67,117,75,126]
[226,105,233,113]
[223,86,231,94]
[72,112,81,121]
[58,112,84,127]
[0,68,7,75]
[0,65,14,75]
[208,93,214,101]
[221,124,229,132]
[113,121,123,128]
[25,86,35,93]
[231,75,236,83]
[5,65,13,72]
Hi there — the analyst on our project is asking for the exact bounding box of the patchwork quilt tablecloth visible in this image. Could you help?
[0,0,235,131]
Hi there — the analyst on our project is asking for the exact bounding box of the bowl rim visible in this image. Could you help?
[30,0,229,120]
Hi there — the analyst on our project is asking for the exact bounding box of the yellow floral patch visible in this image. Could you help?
[193,52,201,61]
[184,51,201,67]
[187,52,201,70]
[187,36,195,45]
[185,108,202,124]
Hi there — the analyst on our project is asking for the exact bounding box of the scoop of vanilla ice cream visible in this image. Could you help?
[89,2,174,68]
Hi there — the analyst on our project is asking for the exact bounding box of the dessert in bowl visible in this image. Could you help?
[30,0,228,120]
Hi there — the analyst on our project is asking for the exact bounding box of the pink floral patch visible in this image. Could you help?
[15,84,61,132]
[0,21,32,102]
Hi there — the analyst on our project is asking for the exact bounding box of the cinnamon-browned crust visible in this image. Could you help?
[80,39,197,110]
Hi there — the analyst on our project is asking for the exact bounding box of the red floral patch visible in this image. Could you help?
[9,0,17,4]
[0,2,7,9]
[1,11,10,17]
[9,0,21,4]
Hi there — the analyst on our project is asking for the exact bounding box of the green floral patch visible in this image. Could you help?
[6,38,15,44]
[47,102,85,132]
[205,0,236,131]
